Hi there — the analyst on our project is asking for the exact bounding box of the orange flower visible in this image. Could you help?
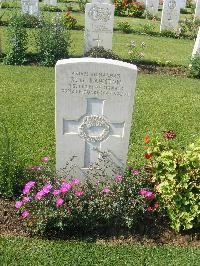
[144,153,153,159]
[143,135,150,143]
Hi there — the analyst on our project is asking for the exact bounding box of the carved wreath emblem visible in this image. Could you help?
[168,0,176,9]
[79,115,110,143]
[88,5,111,22]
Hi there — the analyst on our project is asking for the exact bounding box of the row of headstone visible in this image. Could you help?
[192,27,200,57]
[20,0,57,16]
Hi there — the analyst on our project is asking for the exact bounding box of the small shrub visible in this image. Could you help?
[36,15,71,66]
[77,0,88,12]
[85,47,121,60]
[179,17,200,39]
[143,132,200,231]
[128,40,146,61]
[160,29,178,38]
[42,5,62,12]
[0,1,10,9]
[114,0,145,18]
[189,53,200,78]
[4,15,28,65]
[61,12,77,29]
[117,21,132,33]
[127,2,145,17]
[141,22,156,34]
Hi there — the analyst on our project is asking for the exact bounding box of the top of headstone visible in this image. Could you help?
[91,0,113,4]
[56,58,137,71]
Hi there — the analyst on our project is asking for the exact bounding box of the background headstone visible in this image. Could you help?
[44,0,57,6]
[179,0,187,8]
[192,27,200,57]
[55,58,137,177]
[84,2,115,53]
[194,0,200,20]
[145,0,159,17]
[160,0,180,31]
[21,0,39,15]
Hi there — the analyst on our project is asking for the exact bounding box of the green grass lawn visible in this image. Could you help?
[1,236,200,266]
[1,65,200,167]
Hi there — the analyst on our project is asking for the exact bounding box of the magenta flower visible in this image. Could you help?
[52,189,60,196]
[145,191,155,199]
[29,166,42,172]
[56,198,64,207]
[115,175,122,182]
[15,201,22,208]
[22,197,30,203]
[102,187,110,193]
[60,182,71,193]
[154,202,159,209]
[74,191,84,197]
[42,183,52,194]
[71,178,79,186]
[22,180,36,194]
[35,190,45,200]
[139,189,147,196]
[132,169,140,174]
[21,210,29,218]
[41,156,49,162]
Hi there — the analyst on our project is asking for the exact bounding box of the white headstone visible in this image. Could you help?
[194,0,200,20]
[55,58,137,176]
[21,0,39,15]
[160,0,180,31]
[179,0,187,8]
[84,2,115,53]
[192,27,200,57]
[145,0,159,17]
[44,0,57,6]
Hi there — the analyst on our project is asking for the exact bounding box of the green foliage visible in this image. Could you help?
[179,17,200,39]
[42,5,62,12]
[114,0,145,18]
[61,12,77,29]
[160,30,178,38]
[4,15,28,65]
[17,13,41,28]
[14,164,156,234]
[140,21,156,34]
[117,21,132,33]
[189,53,200,79]
[0,123,26,198]
[36,15,71,67]
[128,40,146,61]
[0,1,10,9]
[144,133,200,231]
[77,0,88,12]
[85,46,121,60]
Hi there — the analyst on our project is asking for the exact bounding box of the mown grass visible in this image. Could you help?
[1,65,200,168]
[1,236,200,266]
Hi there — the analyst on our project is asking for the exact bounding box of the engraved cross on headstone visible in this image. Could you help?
[63,98,124,168]
[93,34,102,47]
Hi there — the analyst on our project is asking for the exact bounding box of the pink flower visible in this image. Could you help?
[154,202,159,209]
[22,197,30,203]
[42,183,52,194]
[29,166,42,171]
[56,198,64,207]
[145,191,155,199]
[15,201,22,208]
[35,190,45,200]
[115,175,122,182]
[147,206,153,213]
[132,169,140,174]
[74,191,84,197]
[52,189,60,195]
[21,210,29,218]
[71,178,79,186]
[102,187,110,193]
[139,189,147,196]
[60,182,71,193]
[22,180,36,194]
[41,156,49,162]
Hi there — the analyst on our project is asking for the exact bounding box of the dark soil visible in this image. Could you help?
[1,198,199,246]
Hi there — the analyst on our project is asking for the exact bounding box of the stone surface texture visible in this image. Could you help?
[160,0,180,31]
[145,0,159,17]
[84,2,115,53]
[195,0,200,19]
[192,27,200,57]
[44,0,57,6]
[55,58,137,174]
[21,0,39,15]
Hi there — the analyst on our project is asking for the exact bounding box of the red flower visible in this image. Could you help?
[144,153,153,159]
[143,135,150,143]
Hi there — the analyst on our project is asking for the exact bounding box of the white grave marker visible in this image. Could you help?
[145,0,159,17]
[84,2,115,53]
[194,0,200,20]
[192,27,200,57]
[56,58,137,175]
[160,0,180,31]
[44,0,57,6]
[21,0,39,15]
[179,0,187,8]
